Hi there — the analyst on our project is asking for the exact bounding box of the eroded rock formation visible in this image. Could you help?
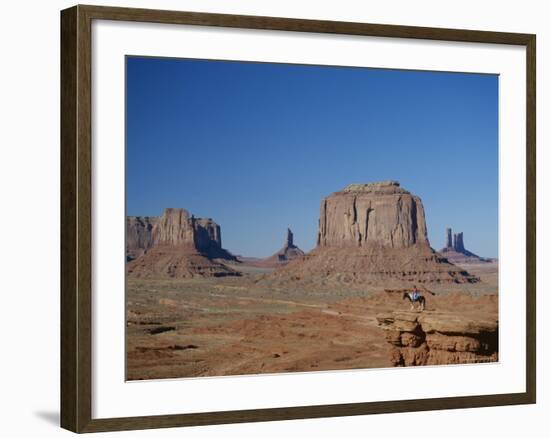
[317,181,429,249]
[263,181,478,289]
[127,208,233,260]
[239,228,305,268]
[152,208,199,247]
[285,228,294,248]
[267,228,305,266]
[377,310,498,366]
[445,227,453,249]
[127,216,156,260]
[440,227,489,264]
[126,208,238,278]
[277,228,305,263]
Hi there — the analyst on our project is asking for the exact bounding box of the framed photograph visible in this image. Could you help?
[60,5,536,433]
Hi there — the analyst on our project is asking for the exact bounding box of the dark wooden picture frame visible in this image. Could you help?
[61,4,536,433]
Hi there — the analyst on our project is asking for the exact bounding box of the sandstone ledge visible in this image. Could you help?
[376,310,498,366]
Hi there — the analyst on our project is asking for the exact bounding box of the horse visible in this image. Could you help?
[403,291,426,311]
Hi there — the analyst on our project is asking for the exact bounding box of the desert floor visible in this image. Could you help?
[126,262,498,380]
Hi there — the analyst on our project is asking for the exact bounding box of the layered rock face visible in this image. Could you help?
[126,208,238,278]
[264,181,478,289]
[152,208,197,247]
[377,310,498,366]
[127,216,156,260]
[127,208,230,260]
[439,227,489,264]
[317,181,429,249]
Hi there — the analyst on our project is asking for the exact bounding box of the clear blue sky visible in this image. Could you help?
[126,56,498,258]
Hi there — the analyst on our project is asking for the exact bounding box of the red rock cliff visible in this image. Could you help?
[126,208,237,279]
[318,181,429,249]
[127,208,226,260]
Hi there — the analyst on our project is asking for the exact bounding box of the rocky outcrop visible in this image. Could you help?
[152,208,195,246]
[439,227,488,264]
[377,311,498,366]
[126,208,238,278]
[126,246,238,279]
[276,229,305,263]
[263,181,478,289]
[453,232,465,252]
[127,208,233,261]
[127,216,156,260]
[239,228,305,268]
[317,181,429,249]
[285,228,294,248]
[268,228,305,266]
[445,227,453,249]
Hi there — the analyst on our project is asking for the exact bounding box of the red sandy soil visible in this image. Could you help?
[126,266,497,380]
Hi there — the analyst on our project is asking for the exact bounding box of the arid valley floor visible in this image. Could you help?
[126,261,498,380]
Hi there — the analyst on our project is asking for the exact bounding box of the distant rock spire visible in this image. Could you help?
[439,228,486,264]
[451,232,465,252]
[252,228,304,267]
[455,232,465,252]
[285,228,294,248]
[445,228,453,249]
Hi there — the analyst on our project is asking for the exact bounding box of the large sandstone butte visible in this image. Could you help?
[377,309,498,366]
[265,181,478,289]
[317,181,429,248]
[439,227,490,265]
[127,208,238,278]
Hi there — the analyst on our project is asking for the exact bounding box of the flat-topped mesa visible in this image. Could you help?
[261,182,479,289]
[153,208,222,251]
[126,208,238,279]
[340,180,409,195]
[127,208,225,257]
[318,181,429,249]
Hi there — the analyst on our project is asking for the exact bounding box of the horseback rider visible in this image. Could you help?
[410,285,421,303]
[403,285,426,311]
[403,285,436,311]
